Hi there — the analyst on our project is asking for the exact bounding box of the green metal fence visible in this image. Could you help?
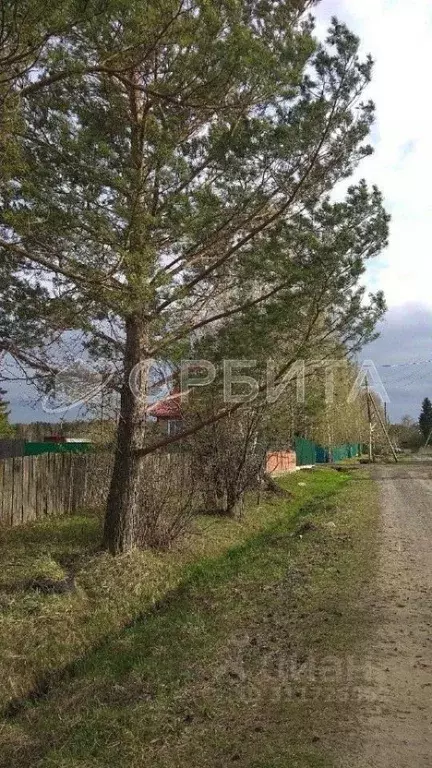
[23,442,92,456]
[330,443,361,463]
[294,437,361,466]
[294,437,317,466]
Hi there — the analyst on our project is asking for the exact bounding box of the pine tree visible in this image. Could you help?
[0,6,389,552]
[419,397,432,441]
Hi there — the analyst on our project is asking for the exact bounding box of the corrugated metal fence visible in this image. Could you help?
[295,437,361,466]
[0,440,93,460]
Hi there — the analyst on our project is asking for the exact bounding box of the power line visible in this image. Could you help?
[377,359,432,369]
[382,367,432,388]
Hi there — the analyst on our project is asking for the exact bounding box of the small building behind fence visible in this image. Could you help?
[0,439,25,460]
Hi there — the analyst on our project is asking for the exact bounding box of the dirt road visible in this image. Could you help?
[349,464,432,767]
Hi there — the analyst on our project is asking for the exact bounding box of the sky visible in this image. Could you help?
[316,0,432,420]
[316,0,432,308]
[4,0,432,423]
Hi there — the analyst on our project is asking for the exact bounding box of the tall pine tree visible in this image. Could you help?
[0,4,389,552]
[419,397,432,441]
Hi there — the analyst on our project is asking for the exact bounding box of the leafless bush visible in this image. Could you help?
[84,451,114,510]
[189,409,268,518]
[135,453,197,549]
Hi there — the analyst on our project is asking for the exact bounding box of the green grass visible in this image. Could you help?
[0,468,380,768]
[0,470,344,714]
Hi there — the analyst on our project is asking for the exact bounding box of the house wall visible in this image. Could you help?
[266,450,297,475]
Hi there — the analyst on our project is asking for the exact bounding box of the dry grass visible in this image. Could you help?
[0,469,380,768]
[0,470,345,715]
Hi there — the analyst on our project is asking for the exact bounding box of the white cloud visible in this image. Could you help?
[316,0,432,308]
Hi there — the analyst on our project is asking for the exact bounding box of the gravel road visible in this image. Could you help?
[349,464,432,767]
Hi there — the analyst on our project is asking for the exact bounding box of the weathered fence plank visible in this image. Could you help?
[0,452,114,528]
[2,457,13,525]
[0,459,6,525]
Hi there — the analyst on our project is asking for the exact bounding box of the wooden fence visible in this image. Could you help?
[0,448,297,529]
[0,452,113,528]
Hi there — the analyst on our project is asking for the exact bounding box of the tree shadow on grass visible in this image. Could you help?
[0,487,365,768]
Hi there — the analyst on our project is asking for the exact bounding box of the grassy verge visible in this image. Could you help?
[0,469,345,714]
[0,469,380,768]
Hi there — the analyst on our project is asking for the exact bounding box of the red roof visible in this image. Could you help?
[149,393,183,421]
[148,364,207,421]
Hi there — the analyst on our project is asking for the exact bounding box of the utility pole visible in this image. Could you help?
[365,377,374,462]
[369,392,398,464]
[424,425,432,450]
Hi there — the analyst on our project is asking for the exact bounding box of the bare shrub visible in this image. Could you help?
[136,453,197,550]
[84,451,114,510]
[189,409,268,518]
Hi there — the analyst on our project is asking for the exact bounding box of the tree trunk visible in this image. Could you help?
[103,316,148,554]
